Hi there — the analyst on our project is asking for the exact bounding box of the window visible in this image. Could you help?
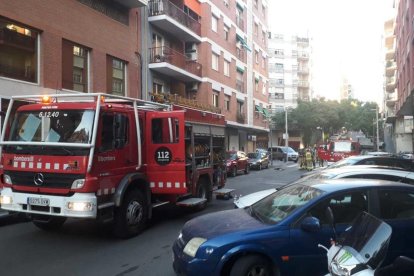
[152,117,180,144]
[152,82,163,94]
[254,23,259,37]
[379,190,414,219]
[262,56,266,69]
[262,31,266,44]
[211,15,218,32]
[212,53,219,71]
[275,63,284,72]
[224,60,230,76]
[107,56,126,96]
[224,25,229,40]
[255,51,259,63]
[254,0,258,8]
[255,78,259,92]
[100,113,129,151]
[212,92,219,107]
[62,40,88,92]
[225,95,230,111]
[275,49,284,56]
[237,101,244,114]
[262,82,267,95]
[0,17,38,83]
[307,191,368,224]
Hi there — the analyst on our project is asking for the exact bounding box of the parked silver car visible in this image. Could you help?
[268,146,298,162]
[234,165,414,208]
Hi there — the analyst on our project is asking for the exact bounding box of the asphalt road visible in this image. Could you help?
[0,161,302,276]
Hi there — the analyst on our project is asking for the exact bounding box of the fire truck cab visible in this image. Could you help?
[0,93,227,238]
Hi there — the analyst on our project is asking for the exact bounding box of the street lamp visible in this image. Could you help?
[371,106,380,151]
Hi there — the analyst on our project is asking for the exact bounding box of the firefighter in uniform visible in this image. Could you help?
[305,148,313,171]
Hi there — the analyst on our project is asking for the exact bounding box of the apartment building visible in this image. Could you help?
[147,0,269,152]
[267,33,311,148]
[339,76,354,101]
[389,0,414,153]
[0,0,146,113]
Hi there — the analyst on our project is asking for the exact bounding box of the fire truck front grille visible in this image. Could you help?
[5,170,84,189]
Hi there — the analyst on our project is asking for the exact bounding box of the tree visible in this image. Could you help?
[270,99,378,146]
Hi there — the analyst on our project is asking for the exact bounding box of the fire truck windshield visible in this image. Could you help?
[8,110,94,144]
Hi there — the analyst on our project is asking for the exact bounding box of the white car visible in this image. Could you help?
[234,165,414,208]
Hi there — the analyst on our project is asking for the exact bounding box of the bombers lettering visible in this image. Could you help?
[98,156,116,162]
[13,156,34,162]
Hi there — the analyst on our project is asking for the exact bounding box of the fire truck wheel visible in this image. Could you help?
[114,189,148,238]
[32,215,67,231]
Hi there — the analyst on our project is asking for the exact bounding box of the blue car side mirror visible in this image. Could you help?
[301,216,321,232]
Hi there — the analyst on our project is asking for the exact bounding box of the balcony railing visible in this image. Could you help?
[150,92,221,113]
[148,0,201,36]
[149,46,202,77]
[236,80,245,93]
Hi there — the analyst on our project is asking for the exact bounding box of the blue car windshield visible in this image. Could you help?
[250,184,323,224]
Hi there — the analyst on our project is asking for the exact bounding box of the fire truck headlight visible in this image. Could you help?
[0,195,12,205]
[71,179,85,189]
[3,174,12,185]
[67,201,93,212]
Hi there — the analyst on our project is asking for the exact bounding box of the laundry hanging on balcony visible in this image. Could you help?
[236,34,251,52]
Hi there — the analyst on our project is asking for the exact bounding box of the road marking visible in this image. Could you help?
[286,164,298,168]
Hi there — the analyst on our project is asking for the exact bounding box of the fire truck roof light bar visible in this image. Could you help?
[7,93,171,111]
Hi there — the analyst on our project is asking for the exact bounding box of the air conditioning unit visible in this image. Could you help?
[187,83,199,92]
[185,52,197,61]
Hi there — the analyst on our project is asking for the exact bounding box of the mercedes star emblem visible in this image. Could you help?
[34,173,44,186]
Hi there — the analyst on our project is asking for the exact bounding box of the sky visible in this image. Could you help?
[268,0,395,104]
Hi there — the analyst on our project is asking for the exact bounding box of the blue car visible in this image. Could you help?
[172,179,414,276]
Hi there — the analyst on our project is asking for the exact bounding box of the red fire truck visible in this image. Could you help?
[0,93,228,237]
[317,138,361,164]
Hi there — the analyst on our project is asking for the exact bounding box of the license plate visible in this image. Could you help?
[28,197,50,206]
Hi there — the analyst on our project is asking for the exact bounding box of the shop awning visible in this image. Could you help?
[184,0,201,16]
[236,65,245,73]
[236,34,252,52]
[262,108,269,117]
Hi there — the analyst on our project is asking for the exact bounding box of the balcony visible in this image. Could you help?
[297,67,309,75]
[114,0,147,8]
[298,80,309,88]
[385,61,396,76]
[386,76,396,92]
[148,0,201,42]
[236,80,245,93]
[151,92,221,113]
[386,93,397,107]
[149,46,202,82]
